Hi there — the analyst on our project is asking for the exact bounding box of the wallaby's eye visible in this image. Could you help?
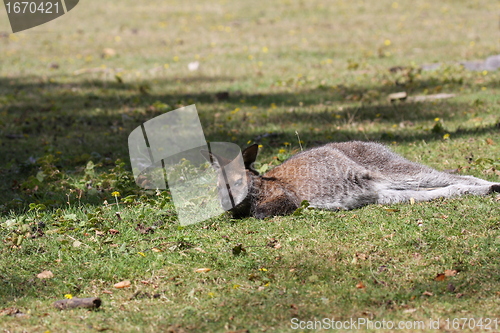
[234,178,243,187]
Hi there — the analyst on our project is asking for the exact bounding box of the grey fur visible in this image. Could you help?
[206,141,500,219]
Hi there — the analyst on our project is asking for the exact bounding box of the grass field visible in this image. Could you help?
[1,0,500,332]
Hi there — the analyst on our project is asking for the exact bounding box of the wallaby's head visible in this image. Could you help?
[201,144,259,217]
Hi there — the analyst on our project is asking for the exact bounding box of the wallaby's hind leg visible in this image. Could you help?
[332,141,498,189]
[387,171,498,191]
[377,183,498,205]
[381,156,498,189]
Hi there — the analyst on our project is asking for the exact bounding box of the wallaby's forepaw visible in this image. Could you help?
[490,184,500,193]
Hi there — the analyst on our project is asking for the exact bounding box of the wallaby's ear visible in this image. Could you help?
[242,144,259,171]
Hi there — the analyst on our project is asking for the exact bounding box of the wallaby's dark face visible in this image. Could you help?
[201,144,259,216]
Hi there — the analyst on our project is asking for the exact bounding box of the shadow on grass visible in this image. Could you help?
[0,271,44,302]
[0,74,498,213]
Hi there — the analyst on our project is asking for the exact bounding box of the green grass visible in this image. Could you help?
[1,0,500,331]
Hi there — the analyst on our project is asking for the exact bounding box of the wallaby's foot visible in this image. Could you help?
[490,184,500,193]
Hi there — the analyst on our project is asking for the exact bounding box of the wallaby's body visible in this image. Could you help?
[206,141,500,219]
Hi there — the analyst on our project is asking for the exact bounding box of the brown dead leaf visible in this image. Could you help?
[422,291,433,296]
[267,238,281,248]
[194,268,211,273]
[108,229,120,235]
[486,138,495,145]
[356,253,368,260]
[136,223,154,234]
[165,324,187,333]
[444,269,457,277]
[114,280,131,288]
[0,307,21,316]
[232,244,246,256]
[434,273,446,281]
[37,270,54,279]
[102,290,113,294]
[356,282,366,289]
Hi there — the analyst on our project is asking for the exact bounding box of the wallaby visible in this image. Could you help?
[203,141,500,219]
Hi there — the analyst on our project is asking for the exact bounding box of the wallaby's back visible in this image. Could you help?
[259,142,391,213]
